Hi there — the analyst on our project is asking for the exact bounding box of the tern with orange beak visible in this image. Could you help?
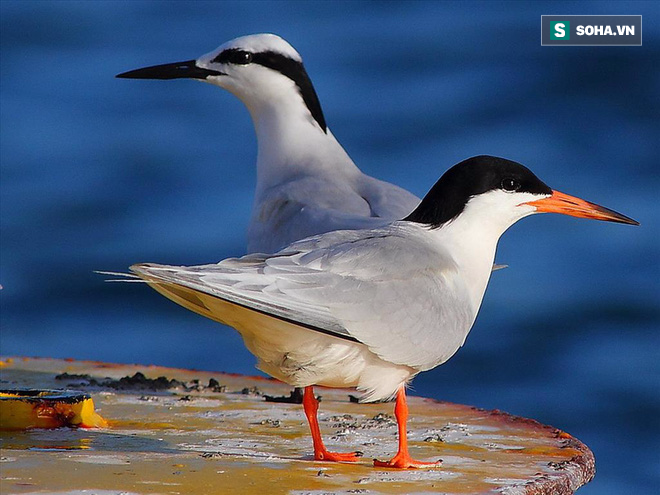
[123,155,637,468]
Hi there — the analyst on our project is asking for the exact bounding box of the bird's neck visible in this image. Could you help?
[420,191,535,315]
[434,205,513,315]
[244,99,361,195]
[444,226,500,315]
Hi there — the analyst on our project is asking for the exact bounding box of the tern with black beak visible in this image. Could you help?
[117,34,419,254]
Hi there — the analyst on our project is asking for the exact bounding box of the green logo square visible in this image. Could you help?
[550,21,570,40]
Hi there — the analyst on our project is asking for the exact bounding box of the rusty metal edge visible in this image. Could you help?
[519,435,596,495]
[423,399,596,494]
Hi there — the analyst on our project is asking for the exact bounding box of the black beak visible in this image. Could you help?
[116,60,224,80]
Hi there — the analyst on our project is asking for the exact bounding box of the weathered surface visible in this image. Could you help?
[0,357,594,494]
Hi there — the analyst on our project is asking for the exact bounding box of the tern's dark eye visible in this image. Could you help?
[212,49,254,65]
[501,178,521,192]
[228,50,253,65]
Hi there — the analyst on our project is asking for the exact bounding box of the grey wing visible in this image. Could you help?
[247,175,420,254]
[133,224,473,372]
[265,225,474,371]
[131,255,352,340]
[248,198,395,254]
[355,175,420,220]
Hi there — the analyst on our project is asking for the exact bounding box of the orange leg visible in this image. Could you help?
[373,386,442,469]
[302,386,363,462]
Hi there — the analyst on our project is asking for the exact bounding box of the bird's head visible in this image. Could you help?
[116,33,327,133]
[406,155,638,236]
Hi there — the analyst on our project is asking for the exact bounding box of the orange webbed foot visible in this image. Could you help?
[315,449,363,463]
[304,385,364,463]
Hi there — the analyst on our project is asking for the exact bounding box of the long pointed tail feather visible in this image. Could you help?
[94,270,149,283]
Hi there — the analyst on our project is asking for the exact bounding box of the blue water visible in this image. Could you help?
[1,1,658,492]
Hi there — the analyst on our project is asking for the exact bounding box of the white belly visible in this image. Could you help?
[148,281,416,402]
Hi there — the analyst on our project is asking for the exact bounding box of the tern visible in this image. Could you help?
[117,33,420,254]
[121,155,638,468]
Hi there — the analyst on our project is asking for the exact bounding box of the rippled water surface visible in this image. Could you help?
[1,2,658,493]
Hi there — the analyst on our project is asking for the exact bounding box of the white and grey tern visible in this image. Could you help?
[120,155,638,468]
[117,34,419,254]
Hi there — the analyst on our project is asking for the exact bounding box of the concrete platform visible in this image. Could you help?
[0,357,594,494]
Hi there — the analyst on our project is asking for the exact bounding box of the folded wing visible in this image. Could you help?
[132,223,474,372]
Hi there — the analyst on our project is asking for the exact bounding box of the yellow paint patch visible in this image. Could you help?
[0,389,107,430]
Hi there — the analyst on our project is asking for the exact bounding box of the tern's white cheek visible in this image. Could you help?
[459,190,546,238]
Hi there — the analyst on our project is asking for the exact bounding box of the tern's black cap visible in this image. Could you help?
[405,155,552,227]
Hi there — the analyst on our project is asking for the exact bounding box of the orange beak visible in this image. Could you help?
[525,190,639,225]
